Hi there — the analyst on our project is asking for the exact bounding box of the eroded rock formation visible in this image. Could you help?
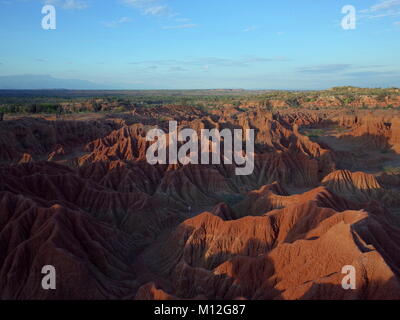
[1,107,400,300]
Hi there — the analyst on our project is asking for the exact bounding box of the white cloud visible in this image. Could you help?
[162,24,197,30]
[298,64,352,74]
[243,26,258,32]
[360,0,400,18]
[143,5,167,15]
[103,16,132,28]
[366,0,400,12]
[122,0,172,16]
[168,66,187,72]
[128,56,289,69]
[175,18,191,23]
[44,0,88,10]
[62,0,87,10]
[119,17,131,23]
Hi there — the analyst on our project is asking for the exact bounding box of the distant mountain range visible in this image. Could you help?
[0,74,119,90]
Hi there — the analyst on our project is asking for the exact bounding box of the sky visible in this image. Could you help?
[0,0,399,90]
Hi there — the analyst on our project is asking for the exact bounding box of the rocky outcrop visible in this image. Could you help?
[0,192,138,300]
[1,106,400,300]
[140,195,400,300]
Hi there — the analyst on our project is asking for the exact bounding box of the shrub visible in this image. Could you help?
[383,166,400,174]
[112,106,127,113]
[219,194,246,206]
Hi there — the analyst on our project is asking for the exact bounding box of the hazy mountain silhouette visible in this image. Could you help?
[0,74,120,90]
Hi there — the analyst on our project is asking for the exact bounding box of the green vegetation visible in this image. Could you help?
[383,166,400,174]
[0,103,62,114]
[111,106,127,113]
[342,96,356,105]
[219,193,246,206]
[302,128,326,139]
[0,87,398,115]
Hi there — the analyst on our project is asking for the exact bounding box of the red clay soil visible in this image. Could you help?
[1,108,400,300]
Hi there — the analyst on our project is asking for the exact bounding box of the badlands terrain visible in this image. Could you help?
[1,88,400,300]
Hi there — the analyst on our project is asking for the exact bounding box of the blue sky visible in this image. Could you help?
[0,0,399,89]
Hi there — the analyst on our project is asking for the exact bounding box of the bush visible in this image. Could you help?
[383,166,400,174]
[112,106,127,113]
[219,194,246,206]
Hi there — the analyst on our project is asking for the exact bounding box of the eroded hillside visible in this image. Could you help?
[1,102,400,300]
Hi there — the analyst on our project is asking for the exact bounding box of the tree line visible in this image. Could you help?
[0,103,63,114]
